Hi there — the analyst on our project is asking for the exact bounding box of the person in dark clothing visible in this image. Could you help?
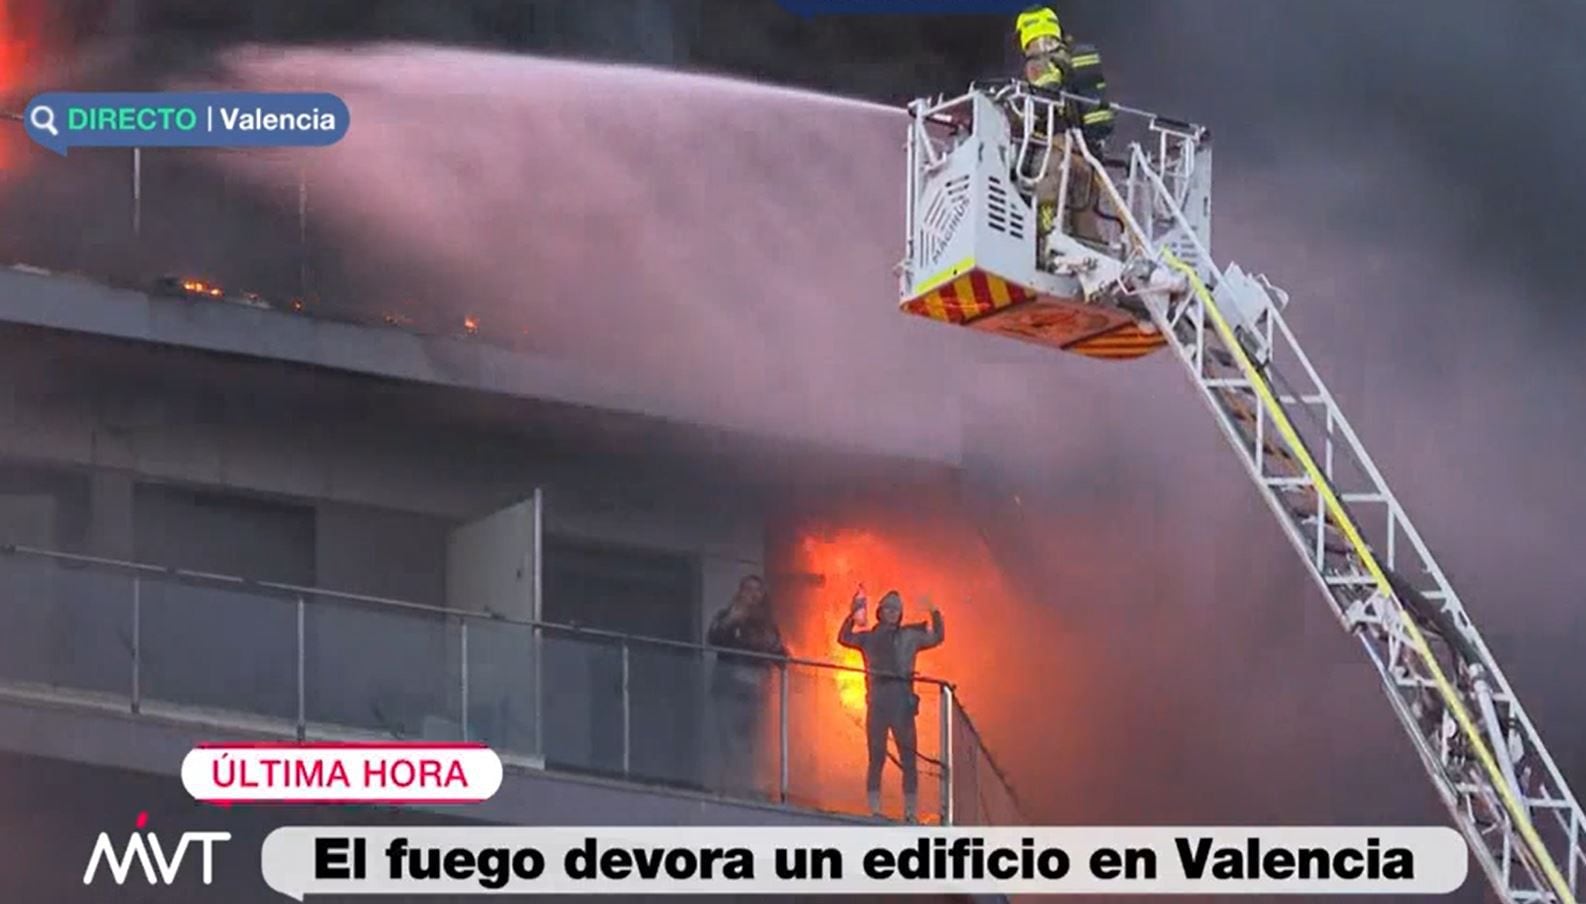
[837,588,945,822]
[1063,40,1115,153]
[706,575,787,796]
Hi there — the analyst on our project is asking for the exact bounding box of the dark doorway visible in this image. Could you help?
[541,535,698,641]
[133,482,316,584]
[130,482,316,718]
[540,536,703,789]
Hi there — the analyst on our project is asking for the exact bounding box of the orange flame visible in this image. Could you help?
[772,511,1042,820]
[795,533,881,715]
[180,278,225,298]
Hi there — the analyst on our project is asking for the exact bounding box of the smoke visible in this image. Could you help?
[155,45,979,460]
[1074,0,1586,324]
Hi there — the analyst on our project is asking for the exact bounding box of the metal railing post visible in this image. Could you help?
[531,488,544,761]
[295,595,306,741]
[297,165,309,299]
[130,577,141,714]
[460,619,470,741]
[778,659,790,804]
[621,641,631,775]
[940,684,954,826]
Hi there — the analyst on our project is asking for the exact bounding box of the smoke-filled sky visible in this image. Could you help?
[2,3,1585,901]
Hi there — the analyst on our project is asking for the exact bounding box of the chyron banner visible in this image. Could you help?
[181,743,503,805]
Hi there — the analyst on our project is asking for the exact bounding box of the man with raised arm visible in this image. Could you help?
[837,588,945,823]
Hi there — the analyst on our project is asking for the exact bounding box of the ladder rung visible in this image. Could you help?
[1276,394,1326,406]
[1325,574,1377,586]
[1262,476,1311,488]
[1339,493,1387,503]
[1203,378,1252,389]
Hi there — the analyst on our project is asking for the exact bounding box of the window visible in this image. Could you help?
[541,536,698,642]
[133,483,316,585]
[540,536,705,788]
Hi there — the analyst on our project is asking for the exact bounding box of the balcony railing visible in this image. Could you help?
[0,139,537,345]
[0,543,1023,826]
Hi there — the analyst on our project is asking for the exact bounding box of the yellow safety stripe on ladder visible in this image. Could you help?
[1160,250,1576,904]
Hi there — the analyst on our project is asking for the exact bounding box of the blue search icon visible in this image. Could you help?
[29,104,58,137]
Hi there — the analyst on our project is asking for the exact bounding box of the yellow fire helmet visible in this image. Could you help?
[1016,6,1063,51]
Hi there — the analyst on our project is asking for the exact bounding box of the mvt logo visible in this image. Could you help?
[83,811,231,887]
[776,0,1033,15]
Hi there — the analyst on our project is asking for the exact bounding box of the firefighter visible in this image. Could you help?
[1015,6,1113,145]
[1016,6,1067,89]
[1015,7,1116,248]
[837,588,945,823]
[1015,7,1074,249]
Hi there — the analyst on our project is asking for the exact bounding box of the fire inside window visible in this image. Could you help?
[181,278,222,298]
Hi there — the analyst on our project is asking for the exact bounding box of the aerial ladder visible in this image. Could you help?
[897,80,1586,903]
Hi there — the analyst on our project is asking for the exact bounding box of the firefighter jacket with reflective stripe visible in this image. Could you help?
[1065,42,1115,131]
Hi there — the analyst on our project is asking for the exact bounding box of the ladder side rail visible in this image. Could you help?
[1053,131,1074,237]
[1009,94,1041,190]
[1259,291,1585,842]
[917,89,977,123]
[902,106,920,293]
[911,112,946,171]
[1194,331,1561,901]
[1191,306,1562,903]
[1269,304,1555,694]
[1025,94,1061,188]
[1125,134,1570,822]
[1150,265,1540,897]
[1270,305,1571,739]
[902,109,947,292]
[1264,307,1586,878]
[1108,142,1581,903]
[1167,302,1424,646]
[1355,595,1522,891]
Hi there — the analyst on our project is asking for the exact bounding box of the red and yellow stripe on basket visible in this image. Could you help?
[901,259,1031,324]
[901,258,1166,362]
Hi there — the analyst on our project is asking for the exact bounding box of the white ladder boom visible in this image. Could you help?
[1089,127,1585,903]
[895,83,1584,902]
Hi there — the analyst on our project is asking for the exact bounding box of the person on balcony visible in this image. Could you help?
[837,589,945,823]
[706,575,787,797]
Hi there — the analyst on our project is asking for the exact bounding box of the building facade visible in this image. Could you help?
[0,264,1018,845]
